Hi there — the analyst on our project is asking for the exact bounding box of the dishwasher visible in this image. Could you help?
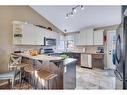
[81,54,92,68]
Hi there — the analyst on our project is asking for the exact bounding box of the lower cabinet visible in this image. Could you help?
[64,53,81,66]
[81,54,92,68]
[92,54,104,69]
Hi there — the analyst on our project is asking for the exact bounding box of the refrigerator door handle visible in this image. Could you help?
[114,69,123,81]
[115,35,121,64]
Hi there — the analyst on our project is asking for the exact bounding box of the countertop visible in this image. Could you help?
[12,53,63,62]
[12,53,77,66]
[55,51,104,55]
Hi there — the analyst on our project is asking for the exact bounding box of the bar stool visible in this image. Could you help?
[24,64,37,89]
[35,69,57,89]
[9,55,29,87]
[16,63,28,86]
[8,55,28,88]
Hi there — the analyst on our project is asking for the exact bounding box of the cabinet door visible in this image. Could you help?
[94,30,104,45]
[80,30,86,45]
[86,29,94,45]
[74,33,80,45]
[22,24,36,45]
[87,54,92,68]
[34,26,44,45]
[81,54,88,67]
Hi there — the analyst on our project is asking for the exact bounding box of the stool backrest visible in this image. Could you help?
[8,55,22,70]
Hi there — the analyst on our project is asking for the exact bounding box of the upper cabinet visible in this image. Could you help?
[75,28,93,45]
[93,30,104,45]
[13,21,58,45]
[85,28,94,45]
[74,28,104,46]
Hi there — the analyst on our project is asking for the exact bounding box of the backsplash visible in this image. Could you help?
[68,45,104,53]
[12,45,57,53]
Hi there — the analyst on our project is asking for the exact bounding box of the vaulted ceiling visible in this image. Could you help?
[31,5,121,32]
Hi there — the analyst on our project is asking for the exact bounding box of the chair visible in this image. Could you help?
[0,55,24,89]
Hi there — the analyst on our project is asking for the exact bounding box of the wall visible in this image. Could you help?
[0,6,63,73]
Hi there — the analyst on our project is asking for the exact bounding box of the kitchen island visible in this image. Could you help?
[12,53,77,89]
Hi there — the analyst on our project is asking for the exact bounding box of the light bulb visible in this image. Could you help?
[81,5,84,10]
[65,14,69,19]
[71,12,73,16]
[73,8,76,13]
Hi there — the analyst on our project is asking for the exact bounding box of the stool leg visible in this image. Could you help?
[48,80,50,89]
[35,78,38,89]
[12,78,14,89]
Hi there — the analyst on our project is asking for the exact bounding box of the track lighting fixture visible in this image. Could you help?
[65,5,84,19]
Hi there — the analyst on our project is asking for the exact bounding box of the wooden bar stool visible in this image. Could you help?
[24,64,37,89]
[35,69,57,89]
[16,63,28,86]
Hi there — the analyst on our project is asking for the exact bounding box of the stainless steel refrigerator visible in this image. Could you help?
[115,6,127,89]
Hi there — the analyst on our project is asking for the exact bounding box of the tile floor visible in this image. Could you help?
[76,66,118,89]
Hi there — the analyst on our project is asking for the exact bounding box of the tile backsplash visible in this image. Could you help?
[69,45,104,53]
[12,45,57,53]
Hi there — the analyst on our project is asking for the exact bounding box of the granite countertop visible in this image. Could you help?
[55,51,104,55]
[12,53,63,61]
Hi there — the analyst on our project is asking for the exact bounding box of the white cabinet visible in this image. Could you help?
[22,24,36,45]
[94,30,104,45]
[74,33,80,45]
[34,26,44,45]
[76,28,93,45]
[86,29,94,45]
[13,21,23,45]
[87,54,92,68]
[80,30,86,45]
[81,54,92,68]
[13,21,59,45]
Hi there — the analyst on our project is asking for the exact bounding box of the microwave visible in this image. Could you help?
[44,37,56,46]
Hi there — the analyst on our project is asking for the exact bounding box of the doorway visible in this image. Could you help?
[107,30,116,69]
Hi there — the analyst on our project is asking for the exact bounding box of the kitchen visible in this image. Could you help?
[0,5,126,89]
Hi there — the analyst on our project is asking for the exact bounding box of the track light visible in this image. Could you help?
[72,8,76,13]
[71,12,74,16]
[81,5,84,10]
[65,14,69,19]
[65,5,84,19]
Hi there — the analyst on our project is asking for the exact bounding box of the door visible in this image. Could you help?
[107,30,116,69]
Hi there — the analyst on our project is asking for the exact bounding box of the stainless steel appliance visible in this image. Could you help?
[43,48,54,56]
[44,37,56,46]
[115,6,127,89]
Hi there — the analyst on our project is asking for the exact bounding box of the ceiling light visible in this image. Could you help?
[72,8,76,13]
[71,12,74,16]
[65,14,69,19]
[81,5,84,10]
[65,5,85,19]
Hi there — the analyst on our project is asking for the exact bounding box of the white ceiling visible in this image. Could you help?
[31,5,121,32]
